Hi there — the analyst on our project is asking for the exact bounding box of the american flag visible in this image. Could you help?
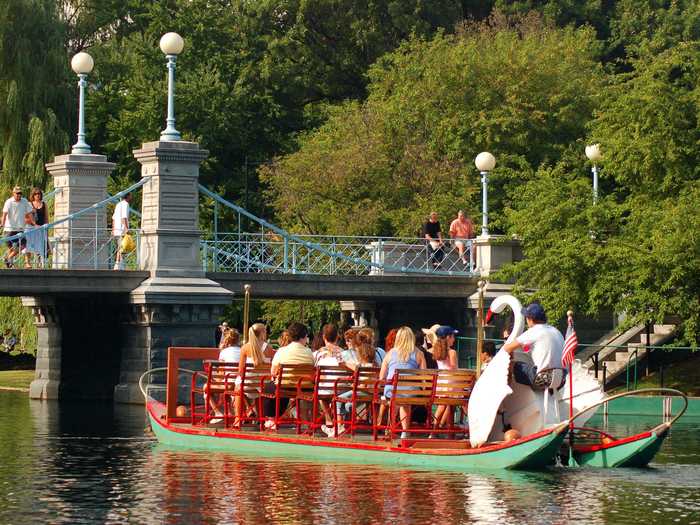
[562,317,578,368]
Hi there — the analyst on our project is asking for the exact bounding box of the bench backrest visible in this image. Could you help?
[389,369,437,406]
[353,366,380,399]
[434,369,476,401]
[277,363,316,393]
[238,365,270,394]
[316,365,353,396]
[206,362,241,393]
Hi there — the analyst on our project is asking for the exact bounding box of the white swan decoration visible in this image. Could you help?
[468,295,525,447]
[468,294,604,447]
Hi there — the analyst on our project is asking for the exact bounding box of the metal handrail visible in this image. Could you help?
[626,348,638,391]
[0,177,149,246]
[197,184,476,276]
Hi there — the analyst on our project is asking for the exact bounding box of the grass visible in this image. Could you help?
[611,352,700,397]
[0,370,34,390]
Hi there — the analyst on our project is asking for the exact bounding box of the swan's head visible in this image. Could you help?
[484,294,525,343]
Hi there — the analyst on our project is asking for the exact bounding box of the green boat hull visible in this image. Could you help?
[147,401,567,471]
[574,424,669,468]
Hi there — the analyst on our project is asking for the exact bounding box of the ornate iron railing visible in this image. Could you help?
[201,233,475,275]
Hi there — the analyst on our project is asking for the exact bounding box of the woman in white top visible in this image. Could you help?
[314,324,347,437]
[431,335,458,434]
[218,328,241,362]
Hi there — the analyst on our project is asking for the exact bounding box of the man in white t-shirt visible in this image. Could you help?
[502,303,565,388]
[112,193,131,270]
[2,186,36,268]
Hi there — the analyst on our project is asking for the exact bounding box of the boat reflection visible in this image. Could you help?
[138,444,583,524]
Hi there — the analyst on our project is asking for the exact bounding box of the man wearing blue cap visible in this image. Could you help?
[502,303,566,389]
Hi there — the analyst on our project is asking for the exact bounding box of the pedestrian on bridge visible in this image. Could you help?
[2,186,36,268]
[112,193,131,270]
[422,211,444,269]
[449,210,474,266]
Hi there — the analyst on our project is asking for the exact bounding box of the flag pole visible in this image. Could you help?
[475,280,486,379]
[243,284,251,344]
[567,309,576,467]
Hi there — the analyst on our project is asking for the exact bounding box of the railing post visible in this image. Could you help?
[602,362,607,392]
[94,211,98,270]
[283,237,289,273]
[292,243,297,274]
[593,352,599,378]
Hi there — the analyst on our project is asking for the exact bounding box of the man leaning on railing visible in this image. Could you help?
[422,211,444,270]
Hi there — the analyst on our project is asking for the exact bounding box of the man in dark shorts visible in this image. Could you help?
[422,211,444,269]
[2,186,35,268]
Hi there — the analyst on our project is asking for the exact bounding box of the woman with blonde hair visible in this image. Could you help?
[379,326,427,439]
[234,323,268,425]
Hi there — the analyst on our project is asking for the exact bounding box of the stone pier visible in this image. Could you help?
[113,140,232,404]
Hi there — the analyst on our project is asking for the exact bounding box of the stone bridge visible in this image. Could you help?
[3,139,522,404]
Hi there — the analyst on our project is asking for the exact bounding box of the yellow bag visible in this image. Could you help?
[120,233,136,253]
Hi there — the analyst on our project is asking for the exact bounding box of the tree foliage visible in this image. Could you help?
[262,14,601,236]
[0,0,71,189]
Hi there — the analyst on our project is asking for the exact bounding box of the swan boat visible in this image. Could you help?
[477,293,688,468]
[141,345,569,471]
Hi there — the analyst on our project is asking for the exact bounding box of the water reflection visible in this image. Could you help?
[0,392,699,524]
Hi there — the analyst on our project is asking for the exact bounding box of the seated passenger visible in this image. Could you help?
[358,327,384,366]
[207,327,241,420]
[218,328,241,363]
[481,341,497,371]
[262,322,314,427]
[340,327,360,365]
[234,323,269,424]
[335,329,378,431]
[314,323,346,437]
[431,329,459,434]
[379,326,427,439]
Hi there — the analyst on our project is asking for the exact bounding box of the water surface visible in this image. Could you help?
[1,391,699,524]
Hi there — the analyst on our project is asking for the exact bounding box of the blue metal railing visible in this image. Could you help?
[0,178,148,269]
[197,184,476,277]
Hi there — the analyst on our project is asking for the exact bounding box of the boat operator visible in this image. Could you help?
[501,303,567,392]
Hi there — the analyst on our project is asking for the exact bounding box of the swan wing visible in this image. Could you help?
[468,348,513,447]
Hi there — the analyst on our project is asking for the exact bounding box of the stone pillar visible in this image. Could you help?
[45,154,114,269]
[473,235,523,277]
[22,297,61,400]
[113,140,233,404]
[132,141,205,276]
[340,300,377,329]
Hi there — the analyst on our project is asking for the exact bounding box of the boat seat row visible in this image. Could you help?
[190,361,476,441]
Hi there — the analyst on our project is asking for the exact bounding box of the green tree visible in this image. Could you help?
[502,43,700,343]
[0,0,71,189]
[262,14,602,236]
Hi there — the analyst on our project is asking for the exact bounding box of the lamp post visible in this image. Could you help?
[159,32,185,141]
[70,52,94,154]
[475,151,496,236]
[585,144,602,203]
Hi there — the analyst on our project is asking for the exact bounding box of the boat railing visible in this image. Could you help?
[569,387,688,429]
